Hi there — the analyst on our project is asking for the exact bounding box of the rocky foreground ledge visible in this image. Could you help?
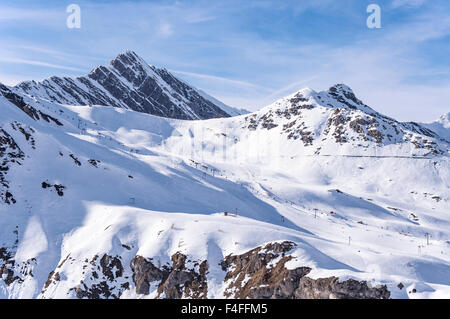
[131,241,389,299]
[1,241,390,299]
[219,242,389,299]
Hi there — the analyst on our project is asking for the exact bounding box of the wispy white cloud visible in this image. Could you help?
[0,5,62,27]
[171,70,269,90]
[391,0,427,9]
[185,15,217,24]
[8,44,105,62]
[0,56,86,72]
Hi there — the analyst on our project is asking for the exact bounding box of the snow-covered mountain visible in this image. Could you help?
[421,113,450,142]
[0,74,449,299]
[12,51,241,120]
[239,84,447,157]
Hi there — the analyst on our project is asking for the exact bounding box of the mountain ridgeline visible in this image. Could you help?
[13,51,236,120]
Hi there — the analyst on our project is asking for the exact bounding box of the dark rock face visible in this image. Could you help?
[0,243,37,288]
[0,83,40,120]
[14,51,231,120]
[0,229,22,286]
[10,122,36,149]
[0,128,25,204]
[0,83,63,125]
[0,260,22,286]
[295,277,390,299]
[220,241,390,299]
[0,248,12,262]
[220,241,309,299]
[0,258,36,287]
[41,181,66,196]
[69,154,81,166]
[328,84,366,110]
[71,254,126,299]
[130,253,208,298]
[41,253,130,299]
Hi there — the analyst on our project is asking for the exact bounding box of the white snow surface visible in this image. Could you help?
[196,89,249,116]
[421,112,450,142]
[0,85,449,299]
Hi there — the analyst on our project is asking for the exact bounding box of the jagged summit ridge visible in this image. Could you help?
[89,50,146,74]
[13,51,235,120]
[111,50,148,67]
[264,83,375,115]
[243,83,448,155]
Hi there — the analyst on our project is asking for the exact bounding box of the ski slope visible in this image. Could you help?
[0,83,449,299]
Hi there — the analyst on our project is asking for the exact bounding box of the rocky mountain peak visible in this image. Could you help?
[12,51,235,120]
[109,50,153,73]
[113,50,141,64]
[325,83,369,111]
[262,83,372,116]
[328,83,354,95]
[438,112,450,127]
[294,87,316,98]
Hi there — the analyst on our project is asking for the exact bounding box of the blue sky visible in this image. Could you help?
[0,0,449,121]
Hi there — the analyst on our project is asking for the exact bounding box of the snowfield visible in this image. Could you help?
[0,75,449,299]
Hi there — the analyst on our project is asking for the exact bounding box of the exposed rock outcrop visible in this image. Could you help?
[40,254,130,299]
[0,247,37,288]
[0,128,25,204]
[130,252,208,298]
[220,241,390,299]
[36,242,391,299]
[71,254,128,299]
[0,83,63,125]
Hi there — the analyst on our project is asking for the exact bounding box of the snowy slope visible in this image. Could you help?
[421,113,450,142]
[0,82,449,299]
[12,51,232,120]
[196,89,249,116]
